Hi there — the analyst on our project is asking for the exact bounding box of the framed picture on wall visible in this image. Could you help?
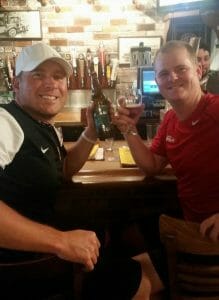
[118,36,163,66]
[166,15,211,46]
[0,10,42,40]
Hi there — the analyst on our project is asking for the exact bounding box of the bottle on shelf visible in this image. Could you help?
[91,71,113,140]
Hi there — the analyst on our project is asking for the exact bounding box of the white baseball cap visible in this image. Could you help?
[15,43,72,77]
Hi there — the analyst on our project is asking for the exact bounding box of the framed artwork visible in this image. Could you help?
[166,15,211,46]
[118,36,163,66]
[0,10,42,40]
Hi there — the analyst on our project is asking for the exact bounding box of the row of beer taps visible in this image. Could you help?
[69,42,119,89]
[0,43,119,92]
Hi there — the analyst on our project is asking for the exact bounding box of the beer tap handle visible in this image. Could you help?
[71,47,77,77]
[98,42,105,77]
[86,48,92,77]
[7,55,13,82]
[93,56,99,77]
[78,53,85,88]
[105,53,111,87]
[110,58,119,87]
[12,47,16,77]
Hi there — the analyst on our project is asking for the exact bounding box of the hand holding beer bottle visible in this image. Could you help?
[91,71,113,141]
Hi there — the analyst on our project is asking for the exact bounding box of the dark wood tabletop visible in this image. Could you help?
[64,140,176,184]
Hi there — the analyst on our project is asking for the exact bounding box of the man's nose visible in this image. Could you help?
[168,71,178,81]
[43,76,57,87]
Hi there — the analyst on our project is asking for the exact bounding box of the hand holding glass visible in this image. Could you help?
[117,87,142,118]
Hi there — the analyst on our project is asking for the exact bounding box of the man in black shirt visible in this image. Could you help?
[0,43,154,299]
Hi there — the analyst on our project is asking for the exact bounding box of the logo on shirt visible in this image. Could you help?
[41,146,49,154]
[166,135,175,143]
[191,119,200,126]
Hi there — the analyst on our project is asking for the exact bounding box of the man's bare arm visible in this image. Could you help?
[0,200,100,270]
[125,133,168,176]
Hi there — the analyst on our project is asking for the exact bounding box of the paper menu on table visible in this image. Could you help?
[88,144,104,160]
[119,146,136,167]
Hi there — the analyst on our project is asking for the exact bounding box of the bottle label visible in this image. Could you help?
[94,104,112,139]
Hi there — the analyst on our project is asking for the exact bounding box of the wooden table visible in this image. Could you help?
[71,140,175,184]
[73,140,145,184]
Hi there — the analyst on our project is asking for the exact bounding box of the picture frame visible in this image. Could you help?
[0,10,42,40]
[118,36,163,66]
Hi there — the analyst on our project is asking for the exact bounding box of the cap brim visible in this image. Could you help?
[16,57,72,77]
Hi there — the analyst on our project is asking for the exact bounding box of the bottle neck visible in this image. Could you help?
[91,71,106,100]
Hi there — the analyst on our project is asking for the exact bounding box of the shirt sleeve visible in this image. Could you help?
[0,107,24,169]
[150,110,173,158]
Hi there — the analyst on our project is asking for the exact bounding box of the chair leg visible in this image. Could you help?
[73,264,85,300]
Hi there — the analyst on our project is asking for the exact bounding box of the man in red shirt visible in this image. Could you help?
[114,39,219,297]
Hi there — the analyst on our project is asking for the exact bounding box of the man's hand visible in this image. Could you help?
[112,96,144,134]
[83,102,97,142]
[200,213,219,242]
[86,102,96,131]
[57,230,101,271]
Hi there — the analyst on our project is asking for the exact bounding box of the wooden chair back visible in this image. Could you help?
[159,214,219,300]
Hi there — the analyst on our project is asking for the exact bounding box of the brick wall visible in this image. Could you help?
[0,0,168,104]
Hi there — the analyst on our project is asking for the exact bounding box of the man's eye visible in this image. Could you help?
[177,67,187,73]
[158,72,168,78]
[32,72,42,78]
[54,74,65,80]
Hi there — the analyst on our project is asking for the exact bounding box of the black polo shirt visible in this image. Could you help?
[0,101,66,224]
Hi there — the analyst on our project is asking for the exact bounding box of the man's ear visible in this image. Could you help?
[197,64,202,80]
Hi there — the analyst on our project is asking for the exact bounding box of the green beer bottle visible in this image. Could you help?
[91,71,113,140]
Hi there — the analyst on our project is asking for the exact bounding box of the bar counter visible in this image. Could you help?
[54,108,82,126]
